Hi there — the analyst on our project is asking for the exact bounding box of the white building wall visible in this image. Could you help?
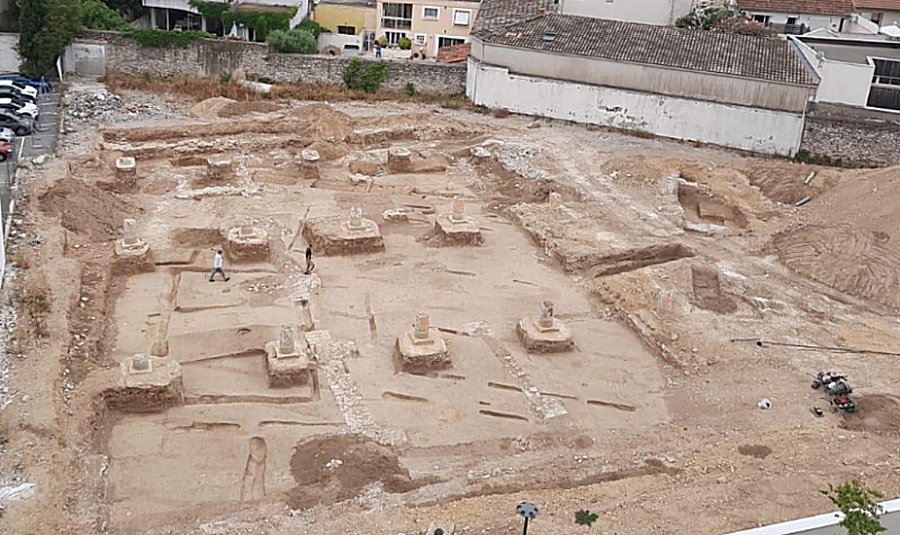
[559,0,700,25]
[721,498,900,535]
[744,11,848,32]
[467,58,806,156]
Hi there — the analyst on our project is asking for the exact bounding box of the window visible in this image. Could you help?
[752,14,770,24]
[436,36,464,50]
[871,12,884,24]
[382,2,413,30]
[384,30,406,45]
[422,6,439,20]
[452,9,472,26]
[413,33,427,46]
[786,17,798,25]
[337,25,356,35]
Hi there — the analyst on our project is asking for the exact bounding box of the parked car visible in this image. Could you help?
[0,126,14,143]
[0,140,11,162]
[0,98,39,120]
[0,111,33,135]
[0,80,38,99]
[0,73,52,93]
[0,87,37,105]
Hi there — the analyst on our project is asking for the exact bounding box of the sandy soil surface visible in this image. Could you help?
[0,82,898,535]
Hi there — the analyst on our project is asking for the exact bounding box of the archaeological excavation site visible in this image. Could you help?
[1,79,899,535]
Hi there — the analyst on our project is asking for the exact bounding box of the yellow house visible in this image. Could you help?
[377,0,480,57]
[313,0,377,36]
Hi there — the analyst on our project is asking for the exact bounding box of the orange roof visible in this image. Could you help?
[437,43,471,64]
[736,0,856,15]
[853,0,900,10]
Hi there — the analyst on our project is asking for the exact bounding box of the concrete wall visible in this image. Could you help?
[559,0,698,25]
[722,498,900,535]
[742,11,849,32]
[471,40,815,112]
[0,32,19,72]
[70,31,466,93]
[467,58,806,156]
[792,37,873,106]
[801,102,900,166]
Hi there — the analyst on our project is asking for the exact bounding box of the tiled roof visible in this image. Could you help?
[853,0,900,10]
[472,0,558,33]
[437,43,471,63]
[475,13,816,86]
[735,0,856,15]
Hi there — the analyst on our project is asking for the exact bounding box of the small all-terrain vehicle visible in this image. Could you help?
[825,379,853,397]
[811,371,847,390]
[831,395,857,413]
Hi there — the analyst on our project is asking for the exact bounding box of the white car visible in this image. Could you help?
[0,80,38,99]
[0,126,13,142]
[0,98,39,119]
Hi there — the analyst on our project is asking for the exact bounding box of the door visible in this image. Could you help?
[435,36,465,57]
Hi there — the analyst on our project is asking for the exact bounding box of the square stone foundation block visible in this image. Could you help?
[225,227,270,261]
[302,216,385,256]
[433,214,484,246]
[265,341,315,387]
[395,328,451,372]
[107,356,184,411]
[516,318,574,353]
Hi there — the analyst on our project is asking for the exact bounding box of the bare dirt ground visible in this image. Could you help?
[1,80,899,535]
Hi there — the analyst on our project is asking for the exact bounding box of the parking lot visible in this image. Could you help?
[1,86,59,232]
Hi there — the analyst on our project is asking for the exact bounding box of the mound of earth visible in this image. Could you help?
[218,101,282,118]
[287,434,427,509]
[39,179,134,241]
[840,395,900,434]
[771,166,900,311]
[190,97,237,119]
[290,105,353,142]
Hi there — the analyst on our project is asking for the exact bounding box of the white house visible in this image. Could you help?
[143,0,310,35]
[468,0,819,156]
[558,0,705,25]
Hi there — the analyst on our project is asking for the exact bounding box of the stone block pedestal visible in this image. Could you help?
[396,327,451,373]
[431,213,484,246]
[226,225,269,261]
[105,355,184,411]
[302,216,385,256]
[516,318,574,353]
[265,339,316,387]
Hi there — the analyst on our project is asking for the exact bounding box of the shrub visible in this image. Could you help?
[404,82,416,96]
[222,9,294,37]
[255,15,268,42]
[19,0,81,77]
[219,70,231,84]
[676,4,740,30]
[296,18,327,38]
[377,35,388,47]
[343,57,387,94]
[713,16,776,37]
[266,28,317,54]
[124,29,210,48]
[398,36,411,50]
[80,0,130,30]
[575,509,599,527]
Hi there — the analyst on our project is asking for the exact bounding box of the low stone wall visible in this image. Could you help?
[74,30,466,95]
[800,103,900,167]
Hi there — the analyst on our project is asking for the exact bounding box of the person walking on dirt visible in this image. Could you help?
[304,245,315,275]
[209,250,230,282]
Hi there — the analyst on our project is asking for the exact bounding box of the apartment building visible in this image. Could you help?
[376,0,480,57]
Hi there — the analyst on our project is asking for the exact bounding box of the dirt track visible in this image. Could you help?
[1,83,899,535]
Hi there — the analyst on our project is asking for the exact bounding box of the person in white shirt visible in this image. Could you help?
[209,250,230,282]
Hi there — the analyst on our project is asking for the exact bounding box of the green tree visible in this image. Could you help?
[20,0,81,77]
[80,0,130,30]
[295,18,327,38]
[255,15,268,42]
[822,480,886,535]
[17,0,49,75]
[266,28,316,53]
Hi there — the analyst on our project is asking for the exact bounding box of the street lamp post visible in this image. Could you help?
[516,501,539,535]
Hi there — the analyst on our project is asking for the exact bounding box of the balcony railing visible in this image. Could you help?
[766,22,809,35]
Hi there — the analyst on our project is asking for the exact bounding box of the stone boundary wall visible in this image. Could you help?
[800,102,900,167]
[75,30,466,95]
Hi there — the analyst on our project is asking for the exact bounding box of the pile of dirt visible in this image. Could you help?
[218,101,282,118]
[190,97,237,119]
[290,105,353,142]
[840,395,900,434]
[168,228,223,247]
[287,434,426,509]
[39,180,134,241]
[771,166,900,311]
